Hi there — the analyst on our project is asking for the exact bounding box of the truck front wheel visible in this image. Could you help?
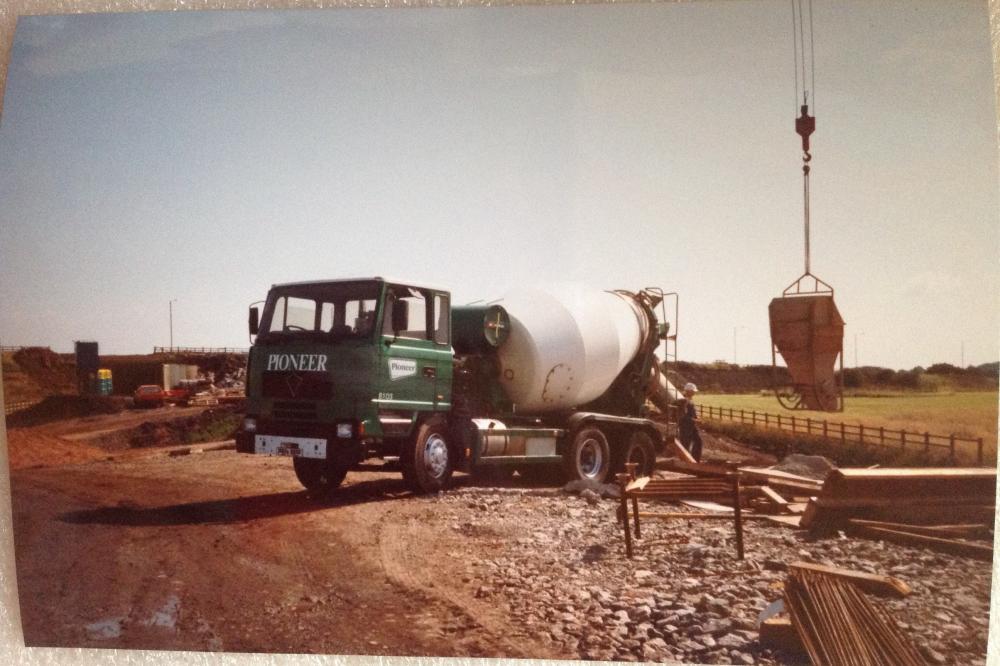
[402,418,454,493]
[293,457,348,494]
[564,426,611,484]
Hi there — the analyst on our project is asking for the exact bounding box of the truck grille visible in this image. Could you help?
[262,371,332,400]
[272,401,318,421]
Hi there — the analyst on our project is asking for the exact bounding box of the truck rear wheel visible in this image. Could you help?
[564,426,611,484]
[616,430,656,477]
[293,457,348,493]
[402,418,454,494]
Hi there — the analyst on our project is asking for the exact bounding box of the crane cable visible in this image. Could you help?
[792,0,816,275]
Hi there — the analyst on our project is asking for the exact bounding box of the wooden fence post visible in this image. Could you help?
[840,422,846,445]
[752,410,756,425]
[900,430,906,450]
[924,432,930,454]
[765,413,769,427]
[740,409,744,424]
[859,424,864,446]
[879,427,885,447]
[791,416,796,433]
[806,417,812,435]
[978,439,984,465]
[823,420,828,438]
[949,434,956,460]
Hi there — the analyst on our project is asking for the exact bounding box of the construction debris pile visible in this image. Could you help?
[608,454,995,663]
[782,566,925,666]
[416,442,995,665]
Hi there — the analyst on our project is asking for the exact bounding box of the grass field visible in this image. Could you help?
[699,391,999,451]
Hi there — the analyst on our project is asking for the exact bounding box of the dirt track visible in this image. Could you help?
[7,413,992,663]
[11,447,568,657]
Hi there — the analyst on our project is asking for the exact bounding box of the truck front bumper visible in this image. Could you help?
[235,425,364,467]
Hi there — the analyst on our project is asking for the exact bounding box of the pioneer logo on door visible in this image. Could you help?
[266,353,328,372]
[388,359,418,380]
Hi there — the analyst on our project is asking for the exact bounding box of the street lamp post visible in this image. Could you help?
[169,299,177,350]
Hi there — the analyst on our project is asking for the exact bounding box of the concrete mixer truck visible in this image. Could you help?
[235,278,679,493]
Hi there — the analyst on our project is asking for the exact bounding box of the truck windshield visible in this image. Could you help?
[258,281,380,343]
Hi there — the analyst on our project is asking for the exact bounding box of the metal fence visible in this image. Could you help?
[699,404,988,465]
[153,347,248,355]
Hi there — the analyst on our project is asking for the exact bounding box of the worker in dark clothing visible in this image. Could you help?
[677,382,703,462]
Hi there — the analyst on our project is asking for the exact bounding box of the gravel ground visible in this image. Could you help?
[426,483,992,665]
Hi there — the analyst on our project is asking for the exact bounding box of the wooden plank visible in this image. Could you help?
[681,500,732,512]
[834,467,996,479]
[640,479,731,487]
[822,467,997,500]
[814,495,995,509]
[788,561,911,598]
[851,524,994,561]
[669,437,697,464]
[849,519,992,539]
[802,497,995,532]
[660,458,737,477]
[739,466,826,486]
[635,511,773,521]
[759,485,790,506]
[786,503,808,514]
[762,515,804,528]
[625,476,650,492]
[635,491,734,498]
[800,499,821,529]
[736,468,824,497]
[758,616,805,653]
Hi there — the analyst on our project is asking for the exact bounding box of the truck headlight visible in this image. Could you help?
[336,423,353,439]
[243,417,257,433]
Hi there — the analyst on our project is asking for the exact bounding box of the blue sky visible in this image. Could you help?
[0,2,996,369]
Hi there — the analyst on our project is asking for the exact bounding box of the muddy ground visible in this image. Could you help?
[5,411,995,663]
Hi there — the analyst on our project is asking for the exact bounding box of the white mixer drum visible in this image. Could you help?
[495,285,648,412]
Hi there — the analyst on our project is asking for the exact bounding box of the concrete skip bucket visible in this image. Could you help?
[768,294,844,411]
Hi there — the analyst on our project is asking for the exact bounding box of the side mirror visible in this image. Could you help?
[391,299,409,333]
[249,306,260,335]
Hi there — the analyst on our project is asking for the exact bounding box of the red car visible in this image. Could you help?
[133,384,192,408]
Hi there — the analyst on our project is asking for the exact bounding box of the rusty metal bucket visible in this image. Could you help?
[769,293,844,411]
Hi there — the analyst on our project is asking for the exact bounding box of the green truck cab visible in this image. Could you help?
[236,278,457,489]
[236,277,675,494]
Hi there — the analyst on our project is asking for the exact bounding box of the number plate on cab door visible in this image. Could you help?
[255,435,327,459]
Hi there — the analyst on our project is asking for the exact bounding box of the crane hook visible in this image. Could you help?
[795,103,815,157]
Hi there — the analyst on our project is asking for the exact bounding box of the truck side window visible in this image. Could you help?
[382,288,428,339]
[434,294,450,345]
[320,302,335,331]
[285,297,317,330]
[269,297,286,332]
[346,299,376,334]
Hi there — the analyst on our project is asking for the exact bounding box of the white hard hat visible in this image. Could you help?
[683,382,698,393]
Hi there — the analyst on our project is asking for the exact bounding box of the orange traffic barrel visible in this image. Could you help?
[769,294,844,411]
